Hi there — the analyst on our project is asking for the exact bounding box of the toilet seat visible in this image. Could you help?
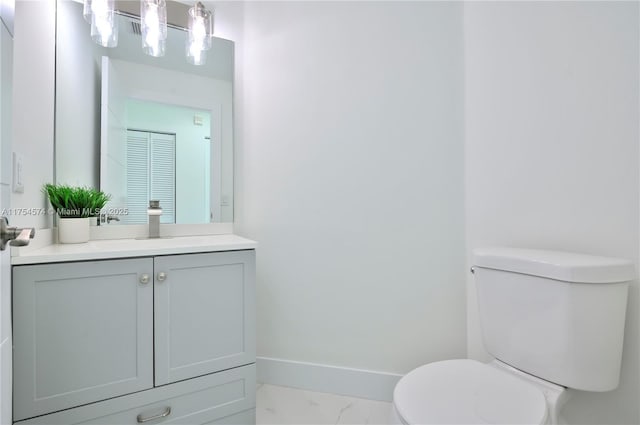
[393,359,548,425]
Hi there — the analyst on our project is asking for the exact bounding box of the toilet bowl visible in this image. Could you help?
[391,359,568,425]
[390,247,634,425]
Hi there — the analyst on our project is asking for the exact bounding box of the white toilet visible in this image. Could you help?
[391,247,635,425]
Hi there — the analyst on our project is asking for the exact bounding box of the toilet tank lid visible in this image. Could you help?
[473,247,635,283]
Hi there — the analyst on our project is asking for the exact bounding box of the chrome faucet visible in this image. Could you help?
[147,200,162,238]
[99,212,120,225]
[0,217,35,250]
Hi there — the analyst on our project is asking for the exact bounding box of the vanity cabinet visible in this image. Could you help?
[12,249,255,425]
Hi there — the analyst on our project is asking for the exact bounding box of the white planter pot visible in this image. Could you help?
[58,217,90,244]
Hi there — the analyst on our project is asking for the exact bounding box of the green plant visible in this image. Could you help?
[43,184,111,218]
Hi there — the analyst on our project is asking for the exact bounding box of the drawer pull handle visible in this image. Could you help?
[139,274,150,284]
[137,407,171,423]
[157,272,167,282]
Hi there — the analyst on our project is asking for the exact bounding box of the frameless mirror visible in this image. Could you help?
[55,0,234,224]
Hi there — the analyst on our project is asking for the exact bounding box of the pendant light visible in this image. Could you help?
[186,2,213,66]
[83,0,118,48]
[141,0,167,57]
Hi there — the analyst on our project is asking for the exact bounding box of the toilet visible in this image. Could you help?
[391,247,635,425]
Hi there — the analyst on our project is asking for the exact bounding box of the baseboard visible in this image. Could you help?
[256,357,402,402]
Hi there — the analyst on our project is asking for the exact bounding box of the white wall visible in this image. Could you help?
[238,1,466,374]
[464,2,639,424]
[11,0,55,229]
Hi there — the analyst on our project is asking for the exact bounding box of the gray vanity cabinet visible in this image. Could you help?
[12,249,256,425]
[13,258,155,421]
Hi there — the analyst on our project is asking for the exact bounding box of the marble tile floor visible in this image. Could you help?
[256,383,392,425]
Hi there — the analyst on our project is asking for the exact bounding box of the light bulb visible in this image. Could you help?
[88,0,118,48]
[186,43,207,66]
[187,2,213,66]
[141,0,167,57]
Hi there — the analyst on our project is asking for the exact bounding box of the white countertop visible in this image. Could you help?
[11,234,258,265]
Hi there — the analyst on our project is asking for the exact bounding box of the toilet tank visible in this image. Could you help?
[473,247,634,392]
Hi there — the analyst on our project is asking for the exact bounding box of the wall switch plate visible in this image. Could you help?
[12,152,24,193]
[193,115,203,126]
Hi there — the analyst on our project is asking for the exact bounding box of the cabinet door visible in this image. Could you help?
[154,250,255,385]
[13,258,154,421]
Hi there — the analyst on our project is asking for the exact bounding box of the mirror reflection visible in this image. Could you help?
[55,0,234,224]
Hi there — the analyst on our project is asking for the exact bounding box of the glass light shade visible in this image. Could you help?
[186,2,213,66]
[83,0,92,22]
[90,10,118,47]
[89,0,118,48]
[143,37,166,57]
[185,40,207,66]
[85,0,114,22]
[141,0,167,57]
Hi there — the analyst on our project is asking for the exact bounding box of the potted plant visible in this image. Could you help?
[43,184,111,244]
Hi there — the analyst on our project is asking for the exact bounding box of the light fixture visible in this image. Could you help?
[83,0,118,48]
[141,0,167,57]
[186,2,213,66]
[83,0,215,64]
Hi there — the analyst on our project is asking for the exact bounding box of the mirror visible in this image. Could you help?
[55,0,234,224]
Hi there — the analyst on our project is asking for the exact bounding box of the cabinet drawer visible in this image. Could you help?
[13,258,154,421]
[16,364,256,425]
[154,251,256,385]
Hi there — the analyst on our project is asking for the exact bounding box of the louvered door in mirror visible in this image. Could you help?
[125,130,176,224]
